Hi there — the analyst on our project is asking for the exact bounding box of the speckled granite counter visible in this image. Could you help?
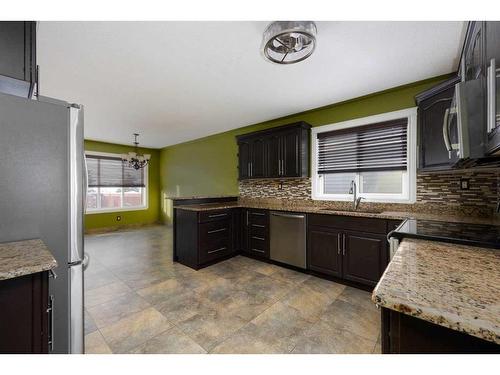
[372,238,500,344]
[166,195,238,201]
[0,239,58,281]
[174,201,500,225]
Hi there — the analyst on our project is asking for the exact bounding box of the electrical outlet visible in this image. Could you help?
[460,178,470,190]
[116,215,122,221]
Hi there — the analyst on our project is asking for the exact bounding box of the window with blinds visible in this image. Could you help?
[317,118,408,174]
[85,153,148,213]
[312,111,416,203]
[86,155,145,188]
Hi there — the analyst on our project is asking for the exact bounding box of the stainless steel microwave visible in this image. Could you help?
[443,78,485,162]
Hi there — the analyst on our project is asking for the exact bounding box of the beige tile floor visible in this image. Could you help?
[84,225,381,354]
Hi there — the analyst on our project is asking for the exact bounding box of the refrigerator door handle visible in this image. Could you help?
[82,253,90,271]
[69,106,85,263]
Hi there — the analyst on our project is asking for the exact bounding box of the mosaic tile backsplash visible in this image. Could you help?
[238,169,500,216]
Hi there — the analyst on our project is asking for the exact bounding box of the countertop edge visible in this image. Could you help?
[371,239,500,345]
[0,239,58,282]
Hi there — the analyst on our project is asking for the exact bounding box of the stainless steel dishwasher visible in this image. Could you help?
[270,211,306,269]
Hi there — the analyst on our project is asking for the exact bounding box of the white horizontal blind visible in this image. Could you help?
[317,118,408,174]
[86,155,145,188]
[359,171,403,194]
[323,172,356,194]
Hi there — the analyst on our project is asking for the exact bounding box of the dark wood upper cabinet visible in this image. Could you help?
[0,21,37,98]
[250,137,266,178]
[415,76,461,171]
[236,122,311,180]
[485,22,500,155]
[238,140,251,179]
[462,21,485,81]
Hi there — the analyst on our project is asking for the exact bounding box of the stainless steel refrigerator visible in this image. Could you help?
[0,91,87,354]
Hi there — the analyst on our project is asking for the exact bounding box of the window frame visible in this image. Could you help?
[84,151,149,214]
[311,108,417,203]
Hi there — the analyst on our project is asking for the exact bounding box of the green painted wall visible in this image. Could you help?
[84,140,161,231]
[159,74,452,224]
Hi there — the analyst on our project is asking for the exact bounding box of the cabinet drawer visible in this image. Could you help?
[249,224,267,238]
[199,237,231,264]
[308,214,387,234]
[199,209,231,223]
[249,237,268,257]
[248,209,268,225]
[199,219,231,246]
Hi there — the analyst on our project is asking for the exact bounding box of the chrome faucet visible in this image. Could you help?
[349,180,364,210]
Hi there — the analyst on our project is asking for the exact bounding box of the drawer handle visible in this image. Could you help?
[208,213,227,218]
[252,224,265,228]
[208,247,227,254]
[252,236,265,241]
[251,248,265,253]
[251,212,265,216]
[208,228,227,234]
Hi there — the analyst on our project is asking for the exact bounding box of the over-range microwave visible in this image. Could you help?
[443,78,486,165]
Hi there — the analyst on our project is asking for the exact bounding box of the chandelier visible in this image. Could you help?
[121,133,151,170]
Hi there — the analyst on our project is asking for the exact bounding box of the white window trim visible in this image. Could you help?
[85,150,149,214]
[311,108,417,204]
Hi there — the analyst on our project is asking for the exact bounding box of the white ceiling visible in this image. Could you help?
[37,21,466,149]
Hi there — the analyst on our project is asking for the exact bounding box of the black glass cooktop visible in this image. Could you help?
[390,218,500,249]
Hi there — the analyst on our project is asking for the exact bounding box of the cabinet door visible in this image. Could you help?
[265,134,281,177]
[250,137,266,178]
[464,22,485,81]
[281,129,301,177]
[307,226,343,277]
[342,231,386,286]
[240,209,249,253]
[0,22,26,80]
[485,22,500,63]
[238,141,250,179]
[0,22,36,98]
[418,85,459,170]
[485,22,500,153]
[0,272,49,353]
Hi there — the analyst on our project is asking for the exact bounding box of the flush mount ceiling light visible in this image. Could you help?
[261,21,317,64]
[121,133,151,170]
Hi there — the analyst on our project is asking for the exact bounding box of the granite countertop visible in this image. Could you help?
[0,239,58,281]
[372,238,500,344]
[166,195,238,201]
[174,201,500,225]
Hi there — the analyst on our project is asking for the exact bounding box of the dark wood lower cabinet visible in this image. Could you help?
[307,226,342,278]
[342,231,386,287]
[241,208,270,259]
[175,208,236,269]
[175,207,398,288]
[381,308,500,353]
[0,271,49,353]
[307,214,392,287]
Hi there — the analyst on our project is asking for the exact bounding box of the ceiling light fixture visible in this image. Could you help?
[121,133,151,170]
[261,21,317,64]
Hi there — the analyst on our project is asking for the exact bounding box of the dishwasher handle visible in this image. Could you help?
[270,212,305,219]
